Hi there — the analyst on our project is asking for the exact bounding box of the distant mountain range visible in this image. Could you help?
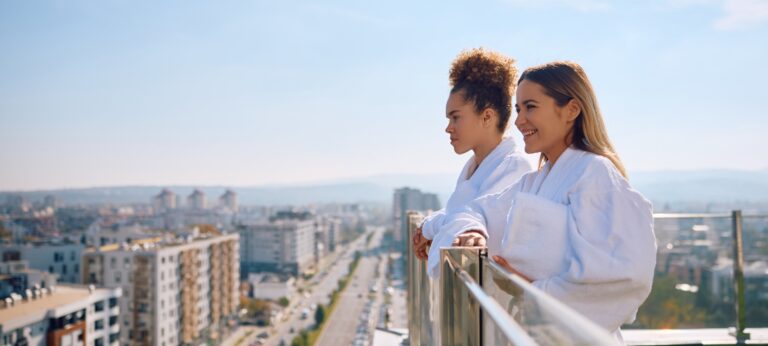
[1,170,767,207]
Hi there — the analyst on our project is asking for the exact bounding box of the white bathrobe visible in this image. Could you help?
[421,137,532,272]
[435,147,657,339]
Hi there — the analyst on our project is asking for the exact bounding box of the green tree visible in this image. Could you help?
[278,296,290,307]
[314,305,325,326]
[631,275,707,329]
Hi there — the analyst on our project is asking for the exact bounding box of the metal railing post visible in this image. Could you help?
[731,209,750,342]
[407,212,421,346]
[440,248,482,346]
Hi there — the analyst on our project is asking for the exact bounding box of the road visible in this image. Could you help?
[315,227,387,346]
[223,225,394,346]
[261,228,374,346]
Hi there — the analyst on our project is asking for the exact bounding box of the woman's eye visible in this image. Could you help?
[526,105,536,110]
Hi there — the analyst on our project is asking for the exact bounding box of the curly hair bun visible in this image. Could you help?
[449,48,517,94]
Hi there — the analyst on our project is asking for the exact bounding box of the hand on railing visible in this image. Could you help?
[412,226,432,260]
[491,255,532,283]
[452,230,487,247]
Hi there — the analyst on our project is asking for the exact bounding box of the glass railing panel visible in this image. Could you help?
[480,252,616,346]
[741,214,768,329]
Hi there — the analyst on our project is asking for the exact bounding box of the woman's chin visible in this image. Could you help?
[452,146,470,155]
[523,145,538,154]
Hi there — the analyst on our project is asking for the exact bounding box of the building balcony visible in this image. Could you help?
[406,211,768,345]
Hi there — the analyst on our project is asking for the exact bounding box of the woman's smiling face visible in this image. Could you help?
[514,79,579,162]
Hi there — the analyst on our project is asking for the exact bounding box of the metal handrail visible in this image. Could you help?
[484,259,616,345]
[444,252,538,346]
[652,212,768,219]
[408,209,768,346]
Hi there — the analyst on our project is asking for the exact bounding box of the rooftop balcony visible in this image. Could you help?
[406,211,768,345]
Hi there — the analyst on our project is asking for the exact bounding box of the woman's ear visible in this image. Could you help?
[565,99,581,122]
[482,108,497,128]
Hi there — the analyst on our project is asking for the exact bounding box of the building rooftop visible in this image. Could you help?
[0,285,89,326]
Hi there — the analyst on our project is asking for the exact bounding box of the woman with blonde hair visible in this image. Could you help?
[438,61,656,343]
[412,48,532,276]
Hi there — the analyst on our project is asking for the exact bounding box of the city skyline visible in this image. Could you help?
[2,0,767,190]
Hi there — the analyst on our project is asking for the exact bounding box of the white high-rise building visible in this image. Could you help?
[82,233,239,345]
[0,243,85,284]
[392,187,441,246]
[219,190,238,213]
[239,219,315,277]
[0,284,122,346]
[152,189,177,213]
[187,190,206,210]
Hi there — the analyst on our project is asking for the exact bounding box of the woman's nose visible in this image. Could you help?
[514,112,524,127]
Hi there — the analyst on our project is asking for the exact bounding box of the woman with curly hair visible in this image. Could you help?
[438,61,656,343]
[412,48,532,277]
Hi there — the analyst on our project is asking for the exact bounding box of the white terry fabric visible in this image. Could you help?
[434,147,657,340]
[421,137,531,271]
[499,192,570,281]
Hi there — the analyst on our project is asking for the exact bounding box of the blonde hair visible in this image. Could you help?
[519,61,628,178]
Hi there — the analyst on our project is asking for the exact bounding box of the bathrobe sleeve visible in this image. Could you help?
[426,183,521,278]
[531,160,657,332]
[420,208,446,240]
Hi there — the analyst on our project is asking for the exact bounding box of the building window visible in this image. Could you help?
[74,264,79,274]
[62,264,67,275]
[109,297,118,308]
[70,251,76,261]
[95,301,105,312]
[110,258,116,269]
[95,319,104,330]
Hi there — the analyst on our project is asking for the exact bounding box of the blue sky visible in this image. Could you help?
[1,0,767,190]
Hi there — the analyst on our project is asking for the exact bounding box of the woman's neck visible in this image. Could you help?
[470,136,503,175]
[544,142,570,167]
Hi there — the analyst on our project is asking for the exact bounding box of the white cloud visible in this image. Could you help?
[713,0,768,30]
[500,0,612,13]
[667,0,768,30]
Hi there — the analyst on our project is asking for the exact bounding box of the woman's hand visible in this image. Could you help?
[452,230,487,247]
[492,255,532,283]
[412,227,431,261]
